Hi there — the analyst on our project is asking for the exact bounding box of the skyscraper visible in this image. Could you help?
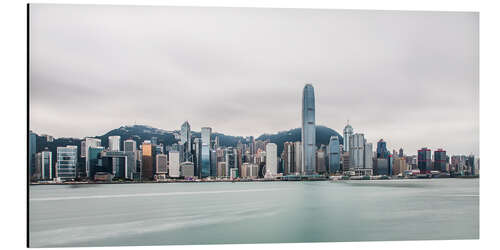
[266,143,278,176]
[376,139,388,158]
[168,150,180,178]
[85,137,101,177]
[200,127,212,178]
[281,142,295,175]
[294,141,302,174]
[56,145,78,181]
[418,147,432,173]
[434,149,447,172]
[364,142,373,170]
[35,149,52,180]
[328,136,341,173]
[124,139,137,152]
[343,122,353,153]
[108,136,120,151]
[349,133,365,169]
[29,131,37,179]
[141,140,153,180]
[180,121,192,160]
[301,84,316,175]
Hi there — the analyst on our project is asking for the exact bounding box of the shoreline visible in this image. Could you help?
[29,175,479,185]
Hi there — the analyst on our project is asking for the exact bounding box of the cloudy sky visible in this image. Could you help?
[29,4,479,156]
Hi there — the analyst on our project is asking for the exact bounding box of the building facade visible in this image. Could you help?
[56,145,78,181]
[301,84,316,175]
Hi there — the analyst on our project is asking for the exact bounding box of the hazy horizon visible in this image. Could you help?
[29,4,479,156]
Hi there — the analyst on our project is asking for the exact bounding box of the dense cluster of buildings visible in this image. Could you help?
[28,84,479,183]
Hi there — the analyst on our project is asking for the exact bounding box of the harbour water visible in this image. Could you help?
[29,178,479,247]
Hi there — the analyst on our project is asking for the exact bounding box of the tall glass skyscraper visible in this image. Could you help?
[200,127,212,178]
[328,136,341,173]
[301,84,316,175]
[343,123,353,153]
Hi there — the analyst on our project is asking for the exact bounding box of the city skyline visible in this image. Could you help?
[29,5,479,157]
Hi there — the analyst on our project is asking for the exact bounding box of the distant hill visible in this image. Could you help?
[257,125,343,156]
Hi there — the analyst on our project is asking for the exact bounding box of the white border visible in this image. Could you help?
[1,1,498,250]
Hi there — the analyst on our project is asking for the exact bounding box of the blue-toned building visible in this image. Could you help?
[328,136,341,173]
[29,131,37,178]
[301,84,316,175]
[376,139,388,159]
[88,146,104,178]
[56,146,78,180]
[200,127,212,178]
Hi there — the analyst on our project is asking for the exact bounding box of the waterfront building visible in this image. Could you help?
[56,145,78,181]
[80,140,86,158]
[266,143,278,176]
[393,157,407,176]
[434,149,447,172]
[87,146,104,178]
[364,142,373,170]
[100,150,136,179]
[341,152,350,171]
[349,133,365,169]
[294,141,303,174]
[141,141,154,180]
[376,158,389,176]
[85,137,101,177]
[124,139,137,152]
[467,155,476,176]
[210,149,217,177]
[29,131,37,179]
[328,136,341,174]
[217,162,227,177]
[194,138,202,177]
[168,150,181,178]
[343,122,353,153]
[316,146,327,174]
[301,84,316,175]
[156,154,168,174]
[281,142,296,175]
[200,127,212,178]
[418,147,432,173]
[451,155,467,173]
[180,162,195,178]
[230,168,239,179]
[35,149,52,180]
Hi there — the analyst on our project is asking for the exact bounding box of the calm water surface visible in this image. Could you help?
[29,179,479,247]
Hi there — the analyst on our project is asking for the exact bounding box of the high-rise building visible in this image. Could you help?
[156,154,168,174]
[398,148,404,158]
[294,141,302,174]
[301,84,316,175]
[35,149,52,180]
[328,136,341,174]
[124,139,137,152]
[417,147,432,173]
[364,142,373,170]
[349,133,365,169]
[29,131,37,179]
[141,141,154,180]
[210,149,217,177]
[200,127,212,178]
[56,145,78,181]
[343,122,353,153]
[180,121,192,161]
[168,151,180,178]
[266,143,278,176]
[467,155,476,176]
[193,138,202,177]
[393,157,407,176]
[316,146,327,174]
[87,146,104,178]
[108,136,120,151]
[281,142,295,175]
[180,162,195,178]
[434,149,447,172]
[84,137,101,177]
[376,139,388,159]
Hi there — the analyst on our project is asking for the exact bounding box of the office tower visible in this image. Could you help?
[29,131,37,179]
[56,145,78,181]
[85,137,101,177]
[328,136,341,174]
[200,127,212,178]
[124,139,137,152]
[399,148,404,158]
[156,154,168,174]
[343,122,353,153]
[180,121,191,151]
[266,143,278,176]
[282,142,295,175]
[217,162,227,177]
[108,136,120,151]
[434,149,447,172]
[180,162,195,178]
[349,133,365,169]
[388,154,393,176]
[316,145,327,174]
[87,146,104,178]
[35,149,52,180]
[294,141,303,174]
[393,157,407,175]
[418,147,432,173]
[210,149,217,177]
[230,168,239,179]
[225,147,237,175]
[141,141,153,180]
[342,152,350,171]
[301,84,316,175]
[376,158,389,175]
[467,155,475,176]
[376,139,388,158]
[364,142,373,171]
[80,140,86,157]
[168,151,180,178]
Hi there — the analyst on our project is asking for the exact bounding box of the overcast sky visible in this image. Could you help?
[29,4,479,156]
